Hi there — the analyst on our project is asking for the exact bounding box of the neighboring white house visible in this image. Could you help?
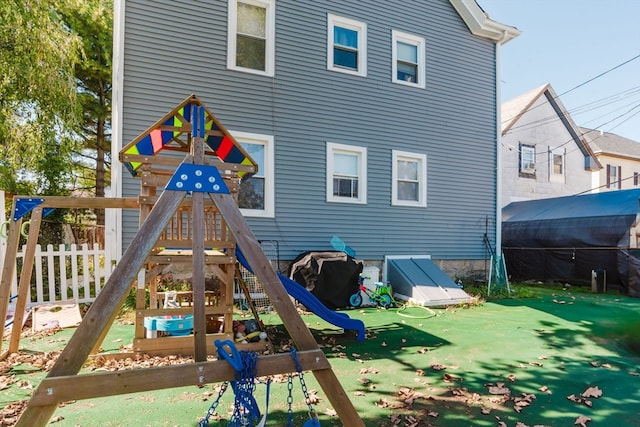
[500,83,601,206]
[581,127,640,192]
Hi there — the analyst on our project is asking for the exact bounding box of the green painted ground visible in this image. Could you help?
[2,285,639,426]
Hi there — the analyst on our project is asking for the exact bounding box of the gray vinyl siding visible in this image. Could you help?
[120,0,498,262]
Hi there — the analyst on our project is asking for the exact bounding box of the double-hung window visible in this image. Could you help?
[392,150,427,207]
[550,147,565,183]
[326,142,367,204]
[233,131,274,217]
[607,164,621,189]
[327,14,367,77]
[519,144,536,177]
[228,0,275,76]
[392,30,425,88]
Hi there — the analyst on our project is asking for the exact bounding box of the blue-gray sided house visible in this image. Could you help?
[111,0,519,279]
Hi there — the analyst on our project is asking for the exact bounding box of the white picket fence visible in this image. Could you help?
[8,243,113,305]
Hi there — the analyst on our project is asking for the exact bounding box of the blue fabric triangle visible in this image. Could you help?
[13,198,45,221]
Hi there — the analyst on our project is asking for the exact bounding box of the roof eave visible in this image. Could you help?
[449,0,521,44]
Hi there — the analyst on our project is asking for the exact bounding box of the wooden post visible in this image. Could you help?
[0,199,22,358]
[191,135,207,361]
[9,207,44,353]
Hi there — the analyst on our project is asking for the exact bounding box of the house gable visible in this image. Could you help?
[500,84,601,205]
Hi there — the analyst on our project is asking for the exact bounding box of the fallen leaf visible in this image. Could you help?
[581,386,602,399]
[487,383,510,395]
[539,385,551,394]
[324,408,337,417]
[442,373,462,382]
[574,415,591,426]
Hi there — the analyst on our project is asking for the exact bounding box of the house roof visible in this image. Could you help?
[501,84,602,170]
[581,127,640,159]
[119,94,257,178]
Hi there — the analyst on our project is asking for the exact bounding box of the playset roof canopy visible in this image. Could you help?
[119,94,257,179]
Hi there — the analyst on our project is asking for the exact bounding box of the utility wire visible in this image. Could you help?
[556,54,640,98]
[501,53,640,129]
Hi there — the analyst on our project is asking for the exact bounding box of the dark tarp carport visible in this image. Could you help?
[502,188,640,297]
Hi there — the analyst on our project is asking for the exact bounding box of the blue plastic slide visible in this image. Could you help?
[236,249,366,341]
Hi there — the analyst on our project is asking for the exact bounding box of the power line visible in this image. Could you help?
[556,54,640,98]
[501,54,640,130]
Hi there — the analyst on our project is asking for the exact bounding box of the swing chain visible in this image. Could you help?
[230,350,261,426]
[290,348,318,420]
[199,381,229,427]
[286,373,295,426]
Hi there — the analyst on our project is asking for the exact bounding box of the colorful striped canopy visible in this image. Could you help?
[119,95,257,179]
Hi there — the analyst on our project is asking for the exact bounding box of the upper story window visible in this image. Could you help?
[607,164,621,189]
[519,143,536,178]
[327,14,367,77]
[392,30,425,88]
[326,142,367,204]
[228,0,275,76]
[550,147,565,183]
[233,131,275,217]
[392,150,427,207]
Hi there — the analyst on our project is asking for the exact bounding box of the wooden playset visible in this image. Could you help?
[3,95,364,426]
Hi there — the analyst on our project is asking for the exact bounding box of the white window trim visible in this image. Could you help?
[391,30,425,89]
[231,130,275,218]
[549,147,565,183]
[520,144,536,175]
[326,142,367,204]
[327,14,367,77]
[392,150,427,207]
[227,0,275,77]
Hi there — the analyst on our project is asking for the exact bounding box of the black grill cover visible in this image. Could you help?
[288,251,363,309]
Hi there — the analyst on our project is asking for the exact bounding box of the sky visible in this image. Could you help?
[477,0,640,142]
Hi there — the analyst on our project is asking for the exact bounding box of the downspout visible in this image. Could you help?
[495,31,508,257]
[110,0,126,261]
